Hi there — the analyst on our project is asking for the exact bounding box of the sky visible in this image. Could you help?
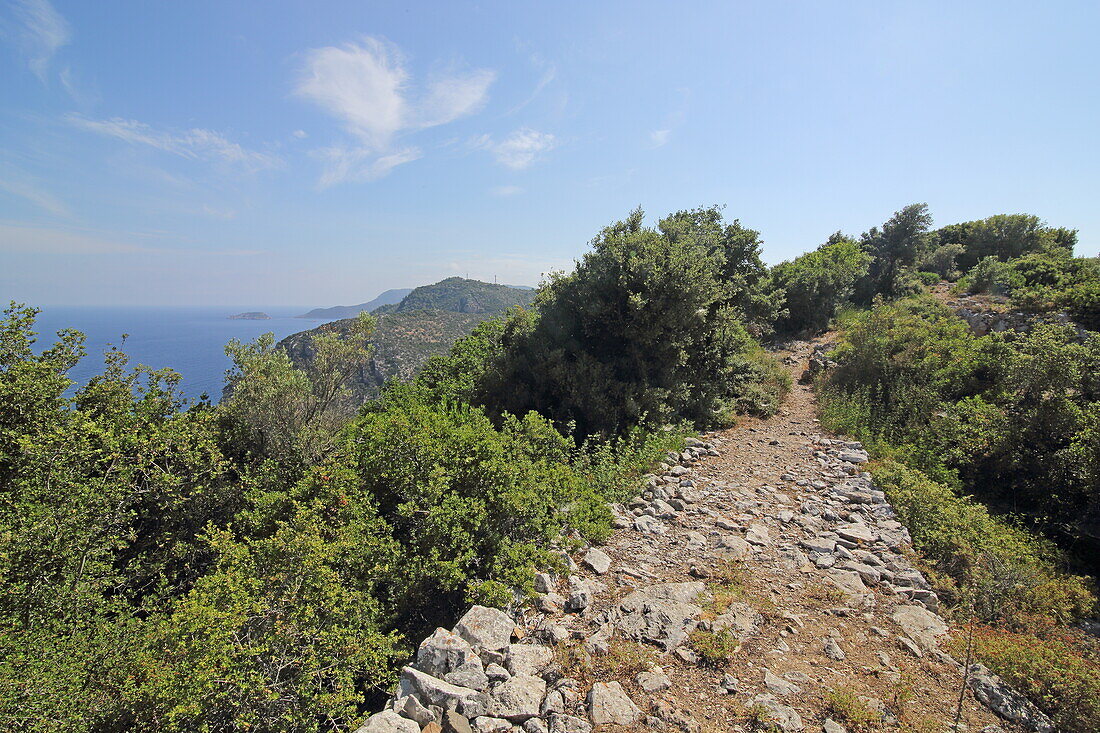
[1,0,1098,307]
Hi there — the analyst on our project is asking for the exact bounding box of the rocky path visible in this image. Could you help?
[358,340,1050,733]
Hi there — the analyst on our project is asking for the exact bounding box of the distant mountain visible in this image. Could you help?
[277,277,536,408]
[372,277,535,315]
[297,288,414,321]
[228,311,270,320]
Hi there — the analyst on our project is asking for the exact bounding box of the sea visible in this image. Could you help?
[28,306,318,402]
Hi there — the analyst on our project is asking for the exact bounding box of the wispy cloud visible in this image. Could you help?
[474,128,557,169]
[0,175,69,217]
[506,57,557,116]
[2,0,70,82]
[490,185,524,197]
[0,220,262,256]
[294,36,495,185]
[65,115,282,173]
[649,129,671,147]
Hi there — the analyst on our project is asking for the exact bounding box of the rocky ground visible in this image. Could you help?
[357,340,1054,733]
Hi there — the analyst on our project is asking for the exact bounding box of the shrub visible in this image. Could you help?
[772,234,871,333]
[688,628,740,667]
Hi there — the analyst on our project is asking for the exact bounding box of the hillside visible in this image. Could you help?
[279,309,489,405]
[297,288,414,320]
[372,277,535,314]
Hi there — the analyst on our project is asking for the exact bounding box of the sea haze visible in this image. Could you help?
[30,306,313,401]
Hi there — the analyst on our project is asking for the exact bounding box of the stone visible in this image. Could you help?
[417,628,479,678]
[838,561,881,585]
[393,695,440,727]
[837,450,869,464]
[444,658,489,691]
[763,669,801,696]
[823,719,848,733]
[581,547,612,574]
[471,717,511,733]
[824,569,869,598]
[484,663,510,683]
[505,644,553,677]
[896,635,923,658]
[615,582,707,650]
[399,667,484,714]
[587,681,641,725]
[533,573,554,594]
[891,605,948,652]
[721,674,740,693]
[749,693,804,731]
[443,711,475,733]
[634,514,666,535]
[716,535,752,558]
[422,724,443,733]
[636,667,671,693]
[823,637,846,661]
[565,576,591,611]
[454,606,515,652]
[354,710,422,733]
[712,602,762,637]
[967,664,1055,733]
[547,713,592,733]
[490,673,546,722]
[745,523,772,546]
[836,524,875,544]
[540,689,565,716]
[522,719,549,733]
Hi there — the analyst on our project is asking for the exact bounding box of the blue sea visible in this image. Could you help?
[29,306,317,402]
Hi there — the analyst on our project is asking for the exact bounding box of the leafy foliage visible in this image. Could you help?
[374,277,535,315]
[772,233,871,333]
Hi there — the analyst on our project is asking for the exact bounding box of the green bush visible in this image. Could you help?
[772,234,871,333]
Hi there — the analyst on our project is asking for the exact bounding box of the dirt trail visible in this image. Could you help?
[529,337,1018,732]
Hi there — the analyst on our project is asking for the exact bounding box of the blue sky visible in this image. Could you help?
[1,0,1097,306]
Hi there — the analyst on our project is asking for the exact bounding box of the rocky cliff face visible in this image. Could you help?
[351,341,1049,733]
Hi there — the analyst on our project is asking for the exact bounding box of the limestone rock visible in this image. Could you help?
[399,667,484,714]
[454,606,514,652]
[763,668,801,697]
[891,605,947,651]
[587,681,641,725]
[581,547,612,574]
[490,673,546,722]
[967,664,1055,733]
[354,710,421,733]
[417,628,479,678]
[615,582,707,650]
[547,713,592,733]
[749,693,804,731]
[636,667,671,693]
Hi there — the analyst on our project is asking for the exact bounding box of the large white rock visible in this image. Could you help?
[353,710,421,733]
[582,547,612,574]
[505,644,553,677]
[399,666,484,714]
[587,681,641,725]
[454,605,514,651]
[750,694,804,731]
[891,605,947,651]
[417,627,478,677]
[490,673,546,722]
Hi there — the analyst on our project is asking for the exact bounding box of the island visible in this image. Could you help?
[228,312,271,320]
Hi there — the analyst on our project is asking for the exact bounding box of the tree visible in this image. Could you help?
[855,203,934,302]
[772,233,871,333]
[221,312,375,464]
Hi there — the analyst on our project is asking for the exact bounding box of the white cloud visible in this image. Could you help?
[293,36,495,184]
[490,185,523,197]
[650,129,671,147]
[0,176,69,217]
[314,145,422,187]
[2,0,70,81]
[292,129,308,139]
[475,128,556,169]
[66,115,282,173]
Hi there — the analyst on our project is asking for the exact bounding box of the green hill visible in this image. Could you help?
[373,277,535,315]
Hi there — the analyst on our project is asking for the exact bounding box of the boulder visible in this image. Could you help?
[749,694,804,731]
[712,602,762,637]
[444,658,489,691]
[490,673,546,722]
[587,681,641,725]
[615,582,707,650]
[417,628,479,678]
[890,605,947,651]
[454,606,514,652]
[399,667,484,714]
[547,714,592,733]
[393,695,440,726]
[505,644,553,677]
[471,717,511,733]
[636,667,671,693]
[354,710,421,733]
[967,664,1055,733]
[763,669,801,697]
[581,548,612,574]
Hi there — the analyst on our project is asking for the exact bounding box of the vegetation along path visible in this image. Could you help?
[362,340,1049,733]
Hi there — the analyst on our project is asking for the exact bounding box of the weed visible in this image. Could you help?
[689,628,740,667]
[824,689,881,731]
